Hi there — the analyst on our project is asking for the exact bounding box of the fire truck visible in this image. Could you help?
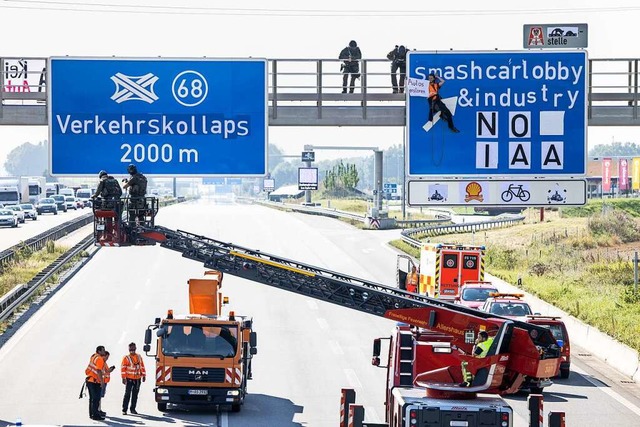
[143,270,257,412]
[93,198,561,426]
[398,243,485,300]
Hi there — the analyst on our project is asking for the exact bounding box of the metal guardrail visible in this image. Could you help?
[0,234,94,322]
[0,212,94,272]
[400,214,526,248]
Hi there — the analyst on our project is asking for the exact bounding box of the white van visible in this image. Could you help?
[59,188,75,197]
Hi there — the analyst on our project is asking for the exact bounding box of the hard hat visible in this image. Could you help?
[127,164,137,174]
[98,170,107,178]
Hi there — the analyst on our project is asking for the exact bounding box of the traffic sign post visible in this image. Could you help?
[406,51,587,177]
[49,57,267,176]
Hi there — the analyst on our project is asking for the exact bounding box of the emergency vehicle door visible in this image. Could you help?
[439,250,460,298]
[460,251,481,285]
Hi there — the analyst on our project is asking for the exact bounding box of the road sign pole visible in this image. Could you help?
[305,160,312,204]
[374,150,383,214]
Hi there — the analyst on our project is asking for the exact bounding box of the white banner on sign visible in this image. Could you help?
[406,78,428,97]
[407,179,586,206]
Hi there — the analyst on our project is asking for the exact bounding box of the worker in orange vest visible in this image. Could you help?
[406,265,419,293]
[428,73,460,133]
[121,342,146,415]
[85,345,106,421]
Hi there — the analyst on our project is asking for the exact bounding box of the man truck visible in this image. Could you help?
[143,270,257,413]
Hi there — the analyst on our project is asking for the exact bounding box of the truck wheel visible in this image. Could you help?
[560,367,570,379]
[231,403,241,413]
[157,402,167,412]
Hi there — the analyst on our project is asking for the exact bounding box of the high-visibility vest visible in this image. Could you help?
[428,82,440,99]
[406,272,419,292]
[121,353,146,380]
[102,362,111,384]
[85,353,105,383]
[477,337,495,357]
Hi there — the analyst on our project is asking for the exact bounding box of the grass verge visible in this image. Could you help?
[0,241,74,333]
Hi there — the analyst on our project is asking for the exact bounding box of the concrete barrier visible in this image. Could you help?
[488,273,640,383]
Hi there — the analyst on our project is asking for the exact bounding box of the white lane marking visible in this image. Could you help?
[134,301,142,310]
[221,410,228,427]
[117,331,127,344]
[329,340,344,355]
[362,248,373,254]
[316,318,329,330]
[572,365,640,417]
[344,368,362,388]
[306,300,318,310]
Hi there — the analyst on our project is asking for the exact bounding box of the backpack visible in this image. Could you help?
[103,177,122,198]
[130,173,147,197]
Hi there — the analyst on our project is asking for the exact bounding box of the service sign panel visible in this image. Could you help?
[406,51,587,177]
[49,57,267,176]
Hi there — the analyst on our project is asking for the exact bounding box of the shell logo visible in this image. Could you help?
[464,182,484,202]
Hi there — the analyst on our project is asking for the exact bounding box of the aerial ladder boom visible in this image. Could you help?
[133,225,561,395]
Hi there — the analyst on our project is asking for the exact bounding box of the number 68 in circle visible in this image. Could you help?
[172,70,208,107]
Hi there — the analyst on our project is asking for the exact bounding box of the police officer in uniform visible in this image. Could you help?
[122,164,148,223]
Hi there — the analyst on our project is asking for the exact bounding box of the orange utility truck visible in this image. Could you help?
[143,270,257,413]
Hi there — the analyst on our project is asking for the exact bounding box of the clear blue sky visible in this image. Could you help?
[0,0,638,173]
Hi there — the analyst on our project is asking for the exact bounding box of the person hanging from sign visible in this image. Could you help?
[428,73,460,133]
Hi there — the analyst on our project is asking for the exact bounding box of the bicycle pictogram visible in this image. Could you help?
[501,184,531,202]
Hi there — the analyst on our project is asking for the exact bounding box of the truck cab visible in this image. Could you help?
[143,270,257,413]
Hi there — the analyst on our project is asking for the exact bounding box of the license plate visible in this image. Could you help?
[187,389,208,396]
[96,224,105,231]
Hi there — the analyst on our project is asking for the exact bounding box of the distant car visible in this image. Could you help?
[74,197,84,209]
[6,205,26,223]
[527,315,571,379]
[479,293,533,319]
[51,195,68,212]
[64,196,77,210]
[19,203,38,221]
[0,208,18,227]
[37,198,58,215]
[457,281,499,309]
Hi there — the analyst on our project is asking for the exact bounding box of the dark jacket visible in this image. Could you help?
[93,176,122,199]
[126,173,147,197]
[339,46,362,74]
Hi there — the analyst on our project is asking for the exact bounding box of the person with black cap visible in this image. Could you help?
[92,170,122,200]
[92,171,123,241]
[122,164,148,223]
[339,40,362,93]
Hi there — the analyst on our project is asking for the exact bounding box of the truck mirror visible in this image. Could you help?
[371,356,380,366]
[242,320,252,330]
[154,317,161,325]
[372,338,381,357]
[249,331,257,348]
[144,329,152,345]
[250,347,258,355]
[143,344,151,353]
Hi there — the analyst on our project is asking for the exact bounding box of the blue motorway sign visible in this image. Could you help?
[406,51,587,177]
[49,57,267,176]
[383,183,398,193]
